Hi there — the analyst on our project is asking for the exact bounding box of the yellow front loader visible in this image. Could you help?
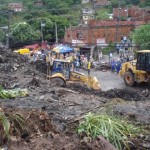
[119,50,150,86]
[48,59,100,90]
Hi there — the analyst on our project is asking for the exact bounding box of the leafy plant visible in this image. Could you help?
[0,87,28,99]
[9,113,25,134]
[131,24,150,50]
[78,113,139,150]
[0,111,10,145]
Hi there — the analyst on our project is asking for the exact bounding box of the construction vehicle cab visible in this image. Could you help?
[50,59,101,90]
[119,50,150,86]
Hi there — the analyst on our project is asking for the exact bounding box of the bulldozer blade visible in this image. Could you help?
[92,77,101,90]
[86,76,101,90]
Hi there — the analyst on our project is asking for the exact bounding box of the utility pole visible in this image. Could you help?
[55,22,58,44]
[115,0,120,47]
[70,24,73,45]
[41,21,44,42]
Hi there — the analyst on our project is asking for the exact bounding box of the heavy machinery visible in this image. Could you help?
[49,59,100,90]
[119,50,150,86]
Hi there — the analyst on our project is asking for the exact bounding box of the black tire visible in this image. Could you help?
[124,71,135,87]
[51,78,66,87]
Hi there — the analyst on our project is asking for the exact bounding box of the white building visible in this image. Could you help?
[82,8,95,24]
[8,3,23,12]
[81,0,90,4]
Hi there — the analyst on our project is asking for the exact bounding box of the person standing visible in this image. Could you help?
[123,36,127,43]
[46,53,53,77]
[116,43,120,54]
[126,55,129,62]
[76,60,80,71]
[109,51,113,63]
[87,60,91,75]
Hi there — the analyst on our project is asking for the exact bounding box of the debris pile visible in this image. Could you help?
[0,48,150,149]
[99,88,150,101]
[114,101,150,124]
[68,84,149,101]
[94,64,111,72]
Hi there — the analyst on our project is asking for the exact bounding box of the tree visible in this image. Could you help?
[139,0,150,7]
[131,24,150,49]
[43,0,70,14]
[111,0,126,8]
[11,23,40,43]
[125,0,140,5]
[0,30,5,42]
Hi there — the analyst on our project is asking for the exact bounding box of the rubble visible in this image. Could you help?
[68,84,149,101]
[0,48,150,149]
[114,101,150,124]
[94,63,111,72]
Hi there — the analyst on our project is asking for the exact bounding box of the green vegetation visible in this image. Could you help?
[0,111,10,145]
[0,86,28,98]
[102,43,116,55]
[8,113,25,133]
[0,0,149,45]
[0,0,82,43]
[0,109,25,146]
[95,8,111,20]
[139,0,150,7]
[131,24,150,50]
[78,113,139,150]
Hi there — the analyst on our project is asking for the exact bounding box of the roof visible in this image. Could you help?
[137,50,150,53]
[82,8,94,14]
[88,20,145,27]
[8,3,22,6]
[24,44,39,49]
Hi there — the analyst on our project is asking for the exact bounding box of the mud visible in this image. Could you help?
[0,48,150,150]
[114,101,150,124]
[68,84,150,101]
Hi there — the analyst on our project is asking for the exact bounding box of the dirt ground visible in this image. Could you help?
[82,68,150,92]
[0,49,150,150]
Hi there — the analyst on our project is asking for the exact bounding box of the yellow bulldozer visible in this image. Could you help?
[119,50,150,86]
[47,59,100,90]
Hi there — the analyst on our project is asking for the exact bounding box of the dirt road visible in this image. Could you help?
[82,69,150,91]
[84,70,126,91]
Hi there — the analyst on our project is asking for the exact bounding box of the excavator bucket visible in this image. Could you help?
[92,77,101,90]
[86,76,101,90]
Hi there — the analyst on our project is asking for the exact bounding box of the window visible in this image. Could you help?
[77,32,83,40]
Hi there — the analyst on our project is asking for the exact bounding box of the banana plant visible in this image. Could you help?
[0,111,10,145]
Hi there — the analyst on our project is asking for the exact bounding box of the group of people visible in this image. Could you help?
[109,35,134,73]
[109,53,132,74]
[46,51,92,76]
[116,36,131,55]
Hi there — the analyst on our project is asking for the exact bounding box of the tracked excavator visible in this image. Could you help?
[119,50,150,86]
[47,59,100,90]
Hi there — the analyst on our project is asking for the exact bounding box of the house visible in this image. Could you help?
[129,6,150,23]
[65,20,145,46]
[81,0,90,4]
[113,8,128,20]
[113,6,150,22]
[82,8,95,24]
[8,3,23,12]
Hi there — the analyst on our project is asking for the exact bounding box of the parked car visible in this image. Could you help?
[14,48,30,55]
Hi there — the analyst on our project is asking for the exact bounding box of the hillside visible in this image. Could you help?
[0,0,149,47]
